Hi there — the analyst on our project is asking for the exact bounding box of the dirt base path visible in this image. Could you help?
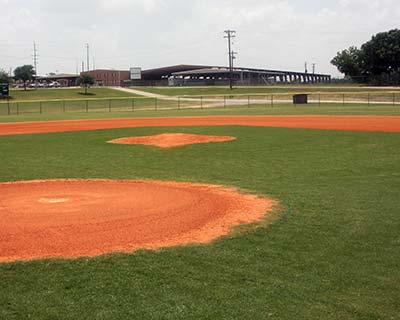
[0,179,273,262]
[1,115,400,137]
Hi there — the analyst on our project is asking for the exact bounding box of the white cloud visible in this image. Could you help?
[1,0,399,77]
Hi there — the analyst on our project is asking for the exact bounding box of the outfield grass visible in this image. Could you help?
[0,104,399,123]
[0,125,399,319]
[132,85,400,97]
[7,88,139,101]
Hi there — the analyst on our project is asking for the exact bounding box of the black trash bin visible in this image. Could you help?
[293,94,308,104]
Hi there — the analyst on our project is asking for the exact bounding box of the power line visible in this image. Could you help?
[224,30,237,90]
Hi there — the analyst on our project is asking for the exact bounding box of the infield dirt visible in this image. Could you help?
[108,133,236,148]
[0,179,274,262]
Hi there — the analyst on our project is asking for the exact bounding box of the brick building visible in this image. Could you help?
[81,69,130,86]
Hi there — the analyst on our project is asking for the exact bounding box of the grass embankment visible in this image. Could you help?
[0,125,399,319]
[7,88,139,101]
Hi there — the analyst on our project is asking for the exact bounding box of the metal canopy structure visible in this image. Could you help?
[171,66,331,85]
[139,64,331,85]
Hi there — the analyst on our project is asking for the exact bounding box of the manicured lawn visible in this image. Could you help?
[7,88,139,101]
[0,125,399,319]
[0,104,399,123]
[132,85,400,97]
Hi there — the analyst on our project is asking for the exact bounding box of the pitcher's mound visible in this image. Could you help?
[108,133,236,148]
[0,179,274,262]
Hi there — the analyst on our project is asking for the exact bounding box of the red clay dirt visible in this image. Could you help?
[1,115,400,136]
[108,133,236,148]
[0,179,274,263]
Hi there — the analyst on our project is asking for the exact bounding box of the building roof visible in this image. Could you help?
[142,64,330,80]
[38,74,79,80]
[172,67,285,77]
[141,65,213,80]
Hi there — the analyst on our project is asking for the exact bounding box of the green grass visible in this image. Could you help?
[7,88,139,101]
[0,125,399,319]
[132,85,400,97]
[0,103,399,123]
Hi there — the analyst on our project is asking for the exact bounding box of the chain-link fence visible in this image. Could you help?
[1,92,399,116]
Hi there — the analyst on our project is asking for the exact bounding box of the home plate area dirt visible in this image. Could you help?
[0,179,275,262]
[108,133,236,148]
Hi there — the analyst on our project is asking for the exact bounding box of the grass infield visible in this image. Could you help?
[0,124,399,319]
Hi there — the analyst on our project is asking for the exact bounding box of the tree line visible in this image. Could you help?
[0,66,94,94]
[331,29,400,85]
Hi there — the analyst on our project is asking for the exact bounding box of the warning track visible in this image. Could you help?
[1,115,400,136]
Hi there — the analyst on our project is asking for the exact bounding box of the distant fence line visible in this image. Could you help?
[0,92,399,116]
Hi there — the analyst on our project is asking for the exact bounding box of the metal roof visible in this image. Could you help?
[172,68,285,77]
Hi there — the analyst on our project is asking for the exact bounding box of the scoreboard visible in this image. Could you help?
[130,67,142,80]
[0,83,9,97]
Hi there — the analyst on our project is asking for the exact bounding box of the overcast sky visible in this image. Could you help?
[1,0,399,77]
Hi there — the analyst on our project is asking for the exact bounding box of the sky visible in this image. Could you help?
[1,0,399,77]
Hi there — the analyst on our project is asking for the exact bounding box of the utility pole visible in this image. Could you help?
[92,57,95,70]
[224,30,236,90]
[86,43,90,72]
[305,61,308,74]
[82,61,84,73]
[312,63,316,74]
[33,42,38,87]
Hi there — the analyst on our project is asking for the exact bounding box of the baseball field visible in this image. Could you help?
[0,87,399,319]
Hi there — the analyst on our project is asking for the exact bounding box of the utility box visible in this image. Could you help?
[293,94,308,104]
[0,83,9,98]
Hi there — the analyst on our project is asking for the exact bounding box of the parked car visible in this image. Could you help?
[49,81,61,88]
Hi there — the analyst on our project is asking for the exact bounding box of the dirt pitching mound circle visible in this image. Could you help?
[108,133,236,148]
[0,179,274,263]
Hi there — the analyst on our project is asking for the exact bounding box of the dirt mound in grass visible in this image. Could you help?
[108,133,236,148]
[0,179,274,262]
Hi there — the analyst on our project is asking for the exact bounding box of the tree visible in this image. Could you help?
[361,29,400,76]
[78,74,94,95]
[331,29,400,85]
[14,65,35,90]
[331,47,363,80]
[0,69,11,84]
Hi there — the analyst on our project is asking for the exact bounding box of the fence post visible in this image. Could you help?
[132,98,135,111]
[39,101,42,114]
[17,103,19,115]
[86,100,89,113]
[7,97,10,115]
[63,100,66,113]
